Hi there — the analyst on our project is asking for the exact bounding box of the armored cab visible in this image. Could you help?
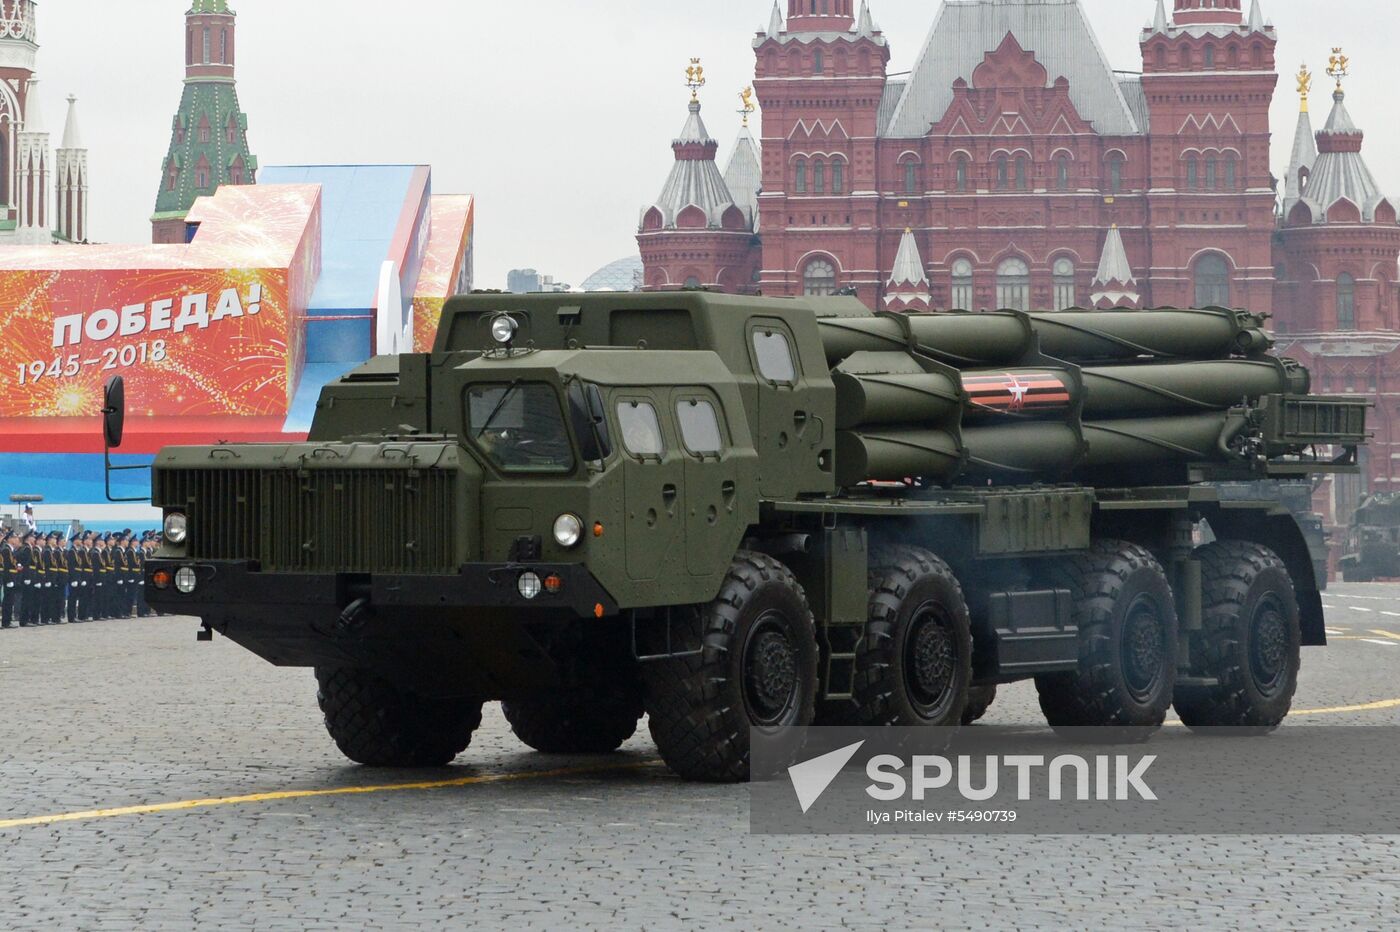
[143,294,1369,782]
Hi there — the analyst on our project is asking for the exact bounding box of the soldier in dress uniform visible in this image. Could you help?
[92,535,110,619]
[48,531,69,623]
[132,533,149,617]
[16,530,35,626]
[111,531,130,618]
[26,530,48,624]
[1,530,20,628]
[65,532,82,623]
[75,533,94,621]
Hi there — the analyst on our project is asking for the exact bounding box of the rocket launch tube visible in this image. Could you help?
[834,358,1303,429]
[836,414,1237,486]
[818,308,1271,367]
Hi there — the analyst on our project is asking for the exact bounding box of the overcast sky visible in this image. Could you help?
[37,0,1399,290]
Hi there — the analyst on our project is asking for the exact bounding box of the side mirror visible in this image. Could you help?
[102,376,126,449]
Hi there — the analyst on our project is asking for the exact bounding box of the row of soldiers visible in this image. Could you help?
[0,529,161,628]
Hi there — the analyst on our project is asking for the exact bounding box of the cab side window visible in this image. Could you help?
[752,329,797,384]
[617,401,665,458]
[676,399,723,455]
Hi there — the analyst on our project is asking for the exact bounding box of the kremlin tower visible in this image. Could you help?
[0,0,89,245]
[152,0,258,244]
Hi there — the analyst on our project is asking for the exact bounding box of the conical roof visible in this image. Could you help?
[1282,108,1316,210]
[642,99,741,231]
[888,228,929,287]
[723,126,762,231]
[60,96,83,150]
[1091,226,1141,308]
[22,79,45,135]
[1291,89,1392,224]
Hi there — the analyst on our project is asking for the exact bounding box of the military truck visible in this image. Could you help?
[1340,493,1400,582]
[139,294,1367,782]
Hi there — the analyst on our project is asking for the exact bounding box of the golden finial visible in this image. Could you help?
[1296,63,1312,113]
[686,58,706,101]
[737,87,756,127]
[1326,47,1349,91]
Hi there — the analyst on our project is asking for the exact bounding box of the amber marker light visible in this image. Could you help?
[594,603,605,619]
[152,570,173,590]
[593,522,605,538]
[543,574,564,594]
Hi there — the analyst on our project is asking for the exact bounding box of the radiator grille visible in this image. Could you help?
[156,467,457,574]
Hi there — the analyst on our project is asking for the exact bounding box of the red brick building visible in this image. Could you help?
[638,0,1400,526]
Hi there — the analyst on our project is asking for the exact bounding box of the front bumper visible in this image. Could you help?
[145,559,617,620]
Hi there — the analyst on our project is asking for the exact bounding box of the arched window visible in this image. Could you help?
[1205,156,1218,189]
[803,258,837,296]
[995,154,1009,190]
[1225,157,1237,189]
[1337,273,1356,330]
[951,258,974,311]
[1055,154,1070,191]
[198,115,211,144]
[1204,45,1216,69]
[229,156,245,186]
[813,159,826,194]
[1186,156,1199,189]
[1251,42,1264,69]
[813,50,824,74]
[832,159,844,194]
[194,155,211,190]
[796,158,808,194]
[166,161,179,192]
[1053,258,1076,311]
[1194,254,1232,307]
[904,161,918,195]
[202,28,211,64]
[187,28,194,65]
[221,29,228,64]
[1228,45,1239,68]
[996,258,1030,311]
[1015,155,1029,191]
[1106,153,1125,194]
[1155,45,1167,70]
[954,155,969,193]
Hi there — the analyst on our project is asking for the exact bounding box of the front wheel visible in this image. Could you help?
[315,667,484,767]
[641,551,819,783]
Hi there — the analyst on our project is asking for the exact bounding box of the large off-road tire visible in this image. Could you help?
[503,682,645,754]
[962,684,998,726]
[641,551,819,783]
[1035,540,1178,741]
[1174,541,1301,734]
[849,546,972,727]
[315,667,484,767]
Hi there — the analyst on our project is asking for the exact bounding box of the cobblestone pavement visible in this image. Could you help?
[2,584,1399,929]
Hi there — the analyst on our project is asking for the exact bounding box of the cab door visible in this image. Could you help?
[672,389,740,579]
[617,394,684,582]
[748,318,815,498]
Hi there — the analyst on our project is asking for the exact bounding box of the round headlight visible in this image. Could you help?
[553,513,583,548]
[490,315,518,345]
[164,512,187,545]
[518,571,542,600]
[174,566,198,594]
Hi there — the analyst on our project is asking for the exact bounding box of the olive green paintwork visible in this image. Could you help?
[151,293,1367,631]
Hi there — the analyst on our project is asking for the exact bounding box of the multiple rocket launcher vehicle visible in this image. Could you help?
[140,292,1370,782]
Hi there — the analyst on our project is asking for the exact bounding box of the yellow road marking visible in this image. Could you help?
[0,760,660,830]
[1289,697,1400,716]
[1369,629,1400,641]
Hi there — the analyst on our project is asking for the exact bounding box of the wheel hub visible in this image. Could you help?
[1249,597,1289,693]
[1121,596,1165,701]
[905,604,956,715]
[744,615,798,725]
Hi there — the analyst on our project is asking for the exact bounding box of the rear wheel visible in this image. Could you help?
[1174,541,1300,733]
[850,546,972,728]
[1035,540,1178,741]
[641,551,819,782]
[503,681,644,754]
[315,667,484,767]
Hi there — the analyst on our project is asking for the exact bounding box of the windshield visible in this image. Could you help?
[465,382,575,473]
